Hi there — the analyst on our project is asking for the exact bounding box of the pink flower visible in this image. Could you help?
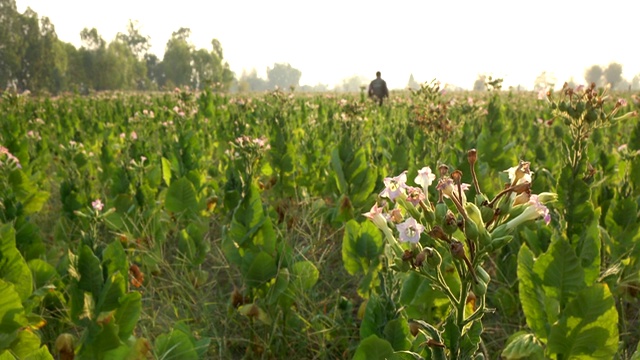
[92,199,104,212]
[414,166,436,192]
[396,217,425,244]
[130,131,138,140]
[380,171,408,201]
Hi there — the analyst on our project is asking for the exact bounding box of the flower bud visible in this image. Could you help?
[435,201,448,224]
[537,192,557,203]
[428,225,449,242]
[467,149,477,166]
[443,211,458,235]
[55,333,76,360]
[464,202,485,232]
[450,240,466,260]
[464,217,479,242]
[488,235,513,252]
[438,164,449,178]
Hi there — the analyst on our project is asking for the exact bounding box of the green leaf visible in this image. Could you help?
[161,157,172,186]
[574,208,601,284]
[330,148,348,194]
[0,280,28,350]
[291,260,319,290]
[114,292,141,341]
[533,238,585,308]
[353,335,395,360]
[155,329,199,360]
[501,331,544,360]
[267,269,290,306]
[101,241,128,278]
[360,296,387,339]
[27,259,58,289]
[165,177,199,214]
[97,273,126,313]
[224,183,276,255]
[459,320,483,359]
[0,224,33,301]
[547,284,618,359]
[244,251,277,288]
[517,244,549,341]
[442,311,460,355]
[383,318,411,351]
[77,245,103,303]
[342,220,383,276]
[7,330,53,360]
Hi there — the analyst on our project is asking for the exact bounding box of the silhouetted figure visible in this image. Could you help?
[368,71,389,105]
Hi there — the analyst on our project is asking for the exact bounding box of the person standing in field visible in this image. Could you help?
[368,71,389,105]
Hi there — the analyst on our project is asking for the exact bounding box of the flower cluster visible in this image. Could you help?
[0,146,22,169]
[364,151,555,265]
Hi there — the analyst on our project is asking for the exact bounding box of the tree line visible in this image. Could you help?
[0,0,236,94]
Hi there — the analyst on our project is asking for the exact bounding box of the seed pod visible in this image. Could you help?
[55,333,76,360]
[464,217,479,242]
[435,201,448,224]
[488,235,513,252]
[443,211,458,235]
[464,202,485,231]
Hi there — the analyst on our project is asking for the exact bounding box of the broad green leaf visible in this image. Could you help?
[97,272,126,313]
[353,335,395,360]
[459,320,483,359]
[9,170,49,215]
[360,295,387,339]
[155,329,199,360]
[547,284,618,359]
[244,251,277,288]
[225,183,276,253]
[0,280,28,350]
[267,269,290,306]
[291,260,319,290]
[533,238,585,309]
[383,318,411,351]
[101,241,128,277]
[80,322,122,358]
[7,330,53,360]
[331,148,348,195]
[342,220,383,276]
[27,259,58,289]
[165,177,199,214]
[517,244,549,341]
[501,331,544,360]
[114,292,141,341]
[442,311,460,355]
[574,208,601,284]
[77,245,103,303]
[0,224,32,301]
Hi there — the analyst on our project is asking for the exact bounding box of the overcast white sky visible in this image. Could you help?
[15,0,640,90]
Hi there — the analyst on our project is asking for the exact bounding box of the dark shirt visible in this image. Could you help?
[368,78,389,102]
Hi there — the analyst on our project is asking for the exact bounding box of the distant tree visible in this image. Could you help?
[191,39,234,90]
[584,65,603,88]
[238,68,267,92]
[407,74,419,90]
[472,75,486,91]
[80,27,105,50]
[0,0,22,89]
[116,20,150,60]
[340,75,367,92]
[632,75,640,90]
[603,62,623,89]
[162,28,193,88]
[267,63,301,90]
[144,53,162,89]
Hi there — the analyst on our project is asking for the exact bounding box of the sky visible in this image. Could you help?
[15,0,640,90]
